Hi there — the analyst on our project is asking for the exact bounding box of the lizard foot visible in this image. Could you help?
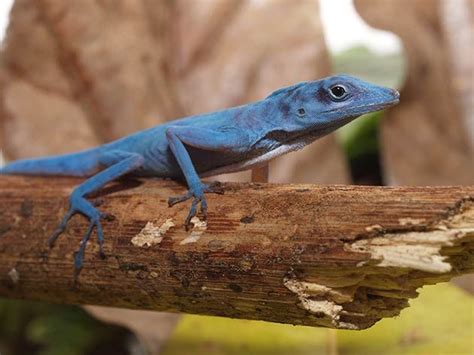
[204,181,225,195]
[73,215,107,282]
[168,182,224,229]
[48,195,110,278]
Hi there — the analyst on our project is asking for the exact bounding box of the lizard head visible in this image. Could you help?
[268,74,399,133]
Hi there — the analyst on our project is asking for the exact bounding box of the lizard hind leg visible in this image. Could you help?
[48,151,145,276]
[49,195,108,261]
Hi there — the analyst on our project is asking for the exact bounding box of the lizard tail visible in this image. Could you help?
[0,149,102,177]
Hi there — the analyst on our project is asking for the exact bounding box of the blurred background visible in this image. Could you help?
[0,0,472,354]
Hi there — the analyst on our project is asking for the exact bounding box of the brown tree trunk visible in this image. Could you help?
[354,0,474,186]
[1,176,472,330]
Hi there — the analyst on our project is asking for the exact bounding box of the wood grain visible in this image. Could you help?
[0,176,472,329]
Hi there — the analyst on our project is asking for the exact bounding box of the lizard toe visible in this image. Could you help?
[201,198,208,220]
[204,181,225,195]
[184,197,200,230]
[168,191,192,207]
[169,185,209,229]
[48,208,76,248]
[73,219,95,284]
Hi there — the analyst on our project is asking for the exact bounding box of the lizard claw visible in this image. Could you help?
[200,198,208,221]
[168,191,192,207]
[100,212,115,222]
[73,219,95,284]
[48,209,75,248]
[168,181,223,228]
[184,197,201,230]
[49,195,111,279]
[204,181,225,195]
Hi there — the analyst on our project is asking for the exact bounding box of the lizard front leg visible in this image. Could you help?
[165,126,249,228]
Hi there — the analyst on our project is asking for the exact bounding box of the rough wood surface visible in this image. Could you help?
[0,176,472,330]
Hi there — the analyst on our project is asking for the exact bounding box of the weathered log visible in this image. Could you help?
[0,176,472,330]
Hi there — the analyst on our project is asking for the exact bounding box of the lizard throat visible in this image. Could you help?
[200,119,350,178]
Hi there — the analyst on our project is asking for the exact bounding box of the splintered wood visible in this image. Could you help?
[0,176,472,329]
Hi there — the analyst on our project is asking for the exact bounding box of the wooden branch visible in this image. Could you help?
[251,166,269,183]
[0,176,473,330]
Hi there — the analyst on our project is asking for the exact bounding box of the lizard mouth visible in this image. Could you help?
[363,97,400,111]
[321,98,399,116]
[349,101,397,117]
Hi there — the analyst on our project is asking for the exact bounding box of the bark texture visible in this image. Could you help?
[0,176,472,330]
[354,0,474,186]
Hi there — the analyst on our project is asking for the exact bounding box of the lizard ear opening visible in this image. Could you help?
[266,82,307,99]
[297,108,306,117]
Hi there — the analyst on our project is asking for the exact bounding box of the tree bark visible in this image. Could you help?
[354,0,474,186]
[0,176,472,330]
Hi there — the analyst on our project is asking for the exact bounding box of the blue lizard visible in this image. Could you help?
[0,75,399,274]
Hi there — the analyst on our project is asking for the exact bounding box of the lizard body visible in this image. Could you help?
[0,75,399,274]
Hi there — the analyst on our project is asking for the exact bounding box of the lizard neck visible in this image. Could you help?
[237,99,293,144]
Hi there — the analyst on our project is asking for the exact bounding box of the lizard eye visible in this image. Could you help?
[297,108,306,117]
[329,85,348,100]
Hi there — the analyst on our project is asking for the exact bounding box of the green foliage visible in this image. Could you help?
[337,283,474,355]
[336,111,384,184]
[337,111,382,161]
[162,315,328,355]
[332,45,405,184]
[0,300,131,355]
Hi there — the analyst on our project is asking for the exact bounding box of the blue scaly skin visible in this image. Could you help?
[0,75,399,275]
